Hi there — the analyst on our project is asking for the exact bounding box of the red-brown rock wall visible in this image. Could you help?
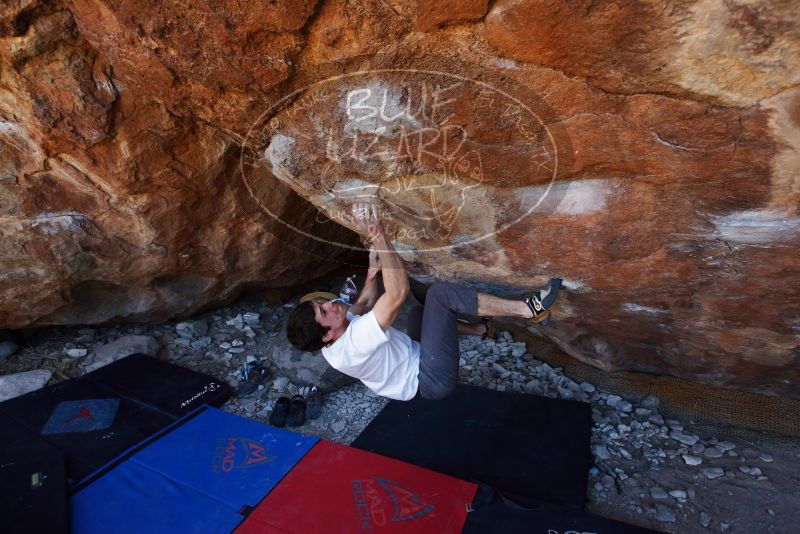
[0,1,359,327]
[1,0,798,397]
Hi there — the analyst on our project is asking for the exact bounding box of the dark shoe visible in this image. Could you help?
[286,395,306,427]
[237,362,268,396]
[306,386,322,420]
[268,396,291,427]
[524,278,562,326]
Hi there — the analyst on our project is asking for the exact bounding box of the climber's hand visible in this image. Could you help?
[351,202,384,241]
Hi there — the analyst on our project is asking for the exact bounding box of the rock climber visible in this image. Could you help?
[286,202,562,401]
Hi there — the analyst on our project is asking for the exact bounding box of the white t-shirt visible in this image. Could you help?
[321,311,420,401]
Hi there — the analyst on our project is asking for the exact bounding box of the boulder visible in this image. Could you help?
[252,2,800,399]
[81,335,161,373]
[268,321,355,393]
[0,2,359,329]
[0,369,53,401]
[1,0,798,398]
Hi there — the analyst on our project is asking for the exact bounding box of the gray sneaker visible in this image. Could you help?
[306,386,322,420]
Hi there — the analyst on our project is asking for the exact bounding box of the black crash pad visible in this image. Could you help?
[85,353,230,417]
[0,377,174,481]
[0,412,68,534]
[464,487,658,533]
[352,384,593,508]
[0,354,231,482]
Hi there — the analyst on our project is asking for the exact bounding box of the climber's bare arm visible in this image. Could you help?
[351,203,408,331]
[349,247,381,315]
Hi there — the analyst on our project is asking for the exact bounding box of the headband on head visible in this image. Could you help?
[299,291,339,304]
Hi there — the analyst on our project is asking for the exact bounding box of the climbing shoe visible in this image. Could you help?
[524,278,562,326]
[305,386,322,420]
[237,360,268,396]
[286,395,307,427]
[269,396,291,427]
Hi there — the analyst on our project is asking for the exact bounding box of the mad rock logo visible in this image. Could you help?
[352,477,435,530]
[212,437,273,473]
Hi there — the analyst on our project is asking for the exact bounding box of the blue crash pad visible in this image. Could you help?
[71,406,318,533]
[72,461,242,534]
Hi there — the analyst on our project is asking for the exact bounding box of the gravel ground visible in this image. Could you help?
[2,291,798,533]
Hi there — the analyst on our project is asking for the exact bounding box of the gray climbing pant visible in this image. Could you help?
[407,282,478,400]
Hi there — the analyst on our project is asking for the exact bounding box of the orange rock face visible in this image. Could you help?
[1,1,798,397]
[0,1,358,327]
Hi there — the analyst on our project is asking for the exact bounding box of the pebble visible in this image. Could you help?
[272,376,289,391]
[700,512,712,527]
[650,487,669,499]
[524,379,541,394]
[492,363,508,374]
[331,420,346,433]
[738,466,762,476]
[65,348,88,358]
[654,504,676,523]
[682,454,702,466]
[580,382,596,393]
[717,441,736,452]
[593,445,611,460]
[702,467,725,479]
[641,394,659,408]
[759,452,774,463]
[669,489,687,499]
[670,431,699,446]
[704,446,722,459]
[0,369,53,401]
[226,314,244,328]
[176,319,208,338]
[648,414,665,426]
[191,337,212,350]
[606,394,622,407]
[243,312,261,324]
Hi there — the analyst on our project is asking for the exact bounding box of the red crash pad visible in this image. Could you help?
[238,440,477,534]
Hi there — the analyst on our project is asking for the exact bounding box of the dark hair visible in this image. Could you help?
[286,301,327,352]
